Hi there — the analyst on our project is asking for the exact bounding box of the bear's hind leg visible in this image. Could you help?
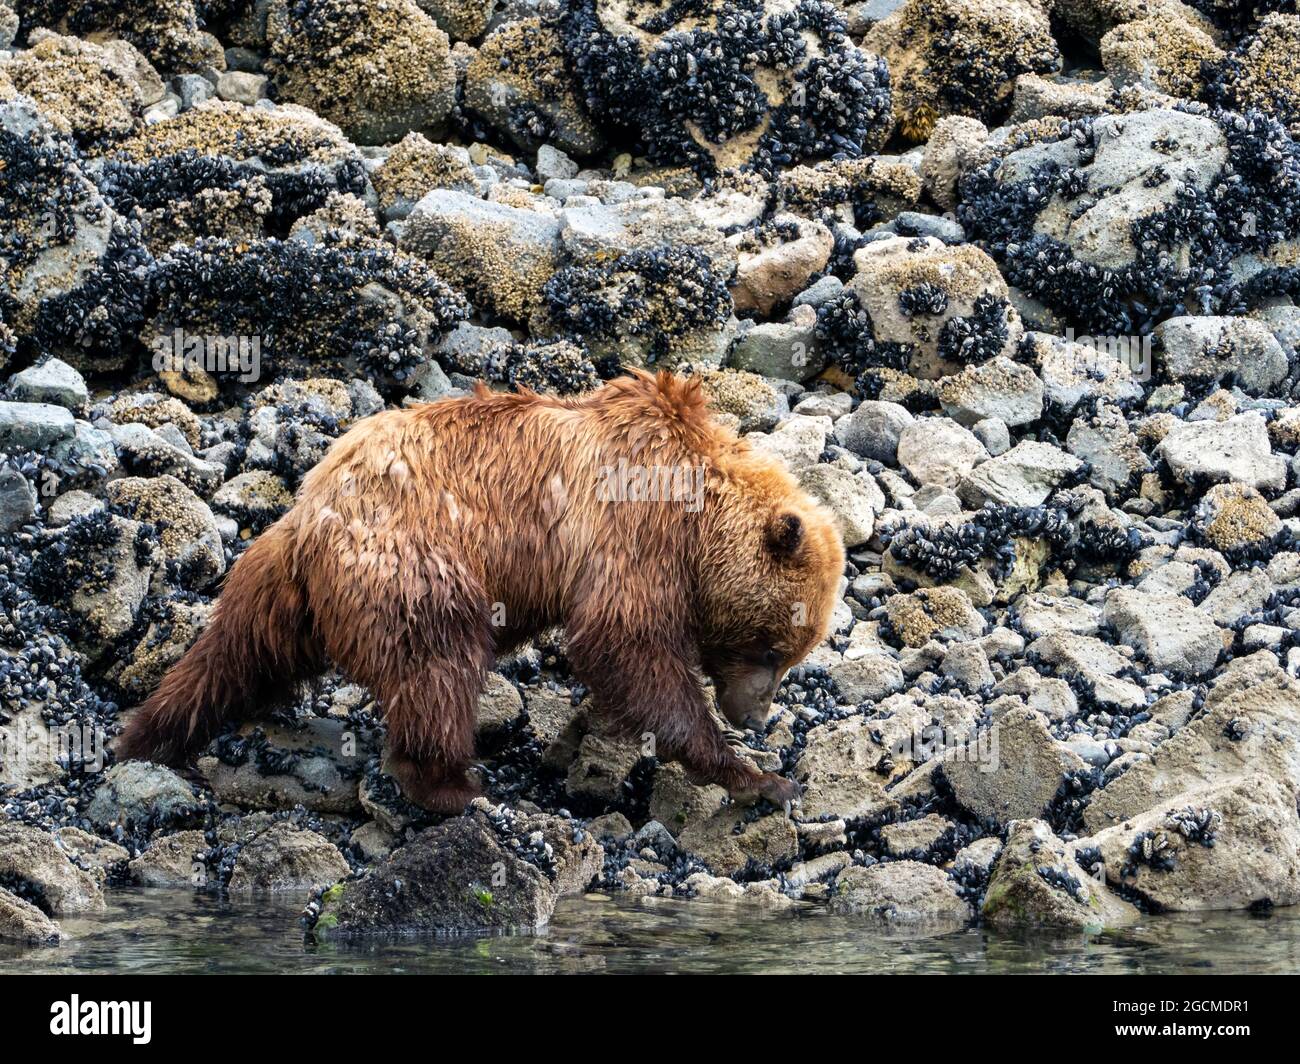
[311,542,493,815]
[373,655,486,814]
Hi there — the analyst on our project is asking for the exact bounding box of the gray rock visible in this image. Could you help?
[794,717,898,820]
[941,708,1085,827]
[678,808,798,878]
[1084,655,1300,831]
[175,73,215,110]
[830,652,905,703]
[0,401,75,450]
[198,718,376,815]
[880,813,953,858]
[894,210,965,243]
[86,761,198,831]
[0,467,36,532]
[228,823,350,892]
[8,359,88,411]
[64,514,158,644]
[1066,402,1151,499]
[797,465,882,547]
[1029,632,1145,710]
[313,804,602,934]
[1102,588,1226,679]
[0,822,103,914]
[848,237,1021,378]
[747,415,830,471]
[215,70,268,104]
[730,309,826,382]
[792,274,844,308]
[897,417,987,487]
[108,422,224,495]
[1156,316,1288,395]
[106,475,225,588]
[829,860,970,922]
[839,400,915,463]
[958,440,1083,507]
[1157,412,1287,492]
[972,417,1010,456]
[535,145,578,183]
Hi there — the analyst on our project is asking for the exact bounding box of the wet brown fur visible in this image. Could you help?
[116,371,845,811]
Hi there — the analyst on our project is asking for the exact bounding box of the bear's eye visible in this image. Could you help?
[761,648,781,669]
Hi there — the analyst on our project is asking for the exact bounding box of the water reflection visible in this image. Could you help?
[2,889,1297,974]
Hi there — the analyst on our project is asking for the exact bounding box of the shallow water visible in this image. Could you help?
[3,889,1300,974]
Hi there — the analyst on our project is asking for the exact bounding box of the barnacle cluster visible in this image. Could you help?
[542,245,731,365]
[483,339,602,396]
[147,234,468,389]
[960,107,1300,334]
[560,0,892,177]
[883,503,1072,582]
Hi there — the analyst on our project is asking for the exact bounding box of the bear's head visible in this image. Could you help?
[695,451,845,730]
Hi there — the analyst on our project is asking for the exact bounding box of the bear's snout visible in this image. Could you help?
[714,664,783,730]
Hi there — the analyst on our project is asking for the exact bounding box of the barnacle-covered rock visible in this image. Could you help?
[866,0,1061,142]
[0,1,16,49]
[539,244,735,368]
[370,132,477,222]
[0,32,162,146]
[482,338,601,395]
[0,886,61,943]
[227,822,351,891]
[773,154,923,228]
[400,187,561,324]
[265,0,457,145]
[28,509,159,647]
[1050,0,1218,50]
[982,818,1138,930]
[0,96,150,358]
[560,0,893,176]
[837,236,1022,380]
[1204,13,1300,127]
[829,860,971,922]
[0,820,104,913]
[105,474,225,588]
[1099,15,1223,98]
[310,802,601,934]
[12,0,225,72]
[959,106,1300,333]
[1091,776,1300,910]
[417,0,495,40]
[103,100,370,239]
[464,17,603,158]
[885,585,987,647]
[1191,481,1281,554]
[146,233,468,393]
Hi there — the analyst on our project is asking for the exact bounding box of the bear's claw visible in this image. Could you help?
[756,771,801,813]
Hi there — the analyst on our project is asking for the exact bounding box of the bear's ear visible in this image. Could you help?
[766,512,803,559]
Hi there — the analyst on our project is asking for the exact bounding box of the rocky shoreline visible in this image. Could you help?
[4,0,1300,945]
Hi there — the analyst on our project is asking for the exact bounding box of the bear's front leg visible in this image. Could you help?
[568,629,800,812]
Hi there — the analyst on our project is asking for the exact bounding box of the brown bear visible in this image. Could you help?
[117,370,845,812]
